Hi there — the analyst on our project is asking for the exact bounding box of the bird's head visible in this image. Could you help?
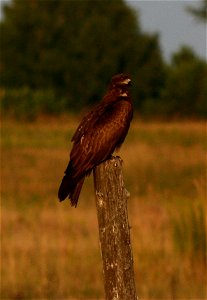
[103,73,132,104]
[110,73,132,89]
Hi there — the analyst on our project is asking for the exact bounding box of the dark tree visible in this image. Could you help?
[0,0,165,112]
[187,0,207,22]
[160,46,207,117]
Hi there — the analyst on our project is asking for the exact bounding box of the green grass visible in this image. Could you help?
[1,118,206,299]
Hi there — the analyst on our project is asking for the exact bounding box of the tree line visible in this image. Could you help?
[0,0,206,119]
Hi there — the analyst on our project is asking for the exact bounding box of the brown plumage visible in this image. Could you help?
[58,73,133,206]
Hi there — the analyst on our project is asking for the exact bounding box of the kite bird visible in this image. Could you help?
[58,73,133,207]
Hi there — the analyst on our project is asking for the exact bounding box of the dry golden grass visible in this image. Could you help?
[1,117,206,299]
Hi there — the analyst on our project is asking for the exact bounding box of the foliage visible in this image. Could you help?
[187,0,207,22]
[0,0,206,118]
[0,88,67,120]
[0,0,165,112]
[140,46,207,118]
[159,46,207,118]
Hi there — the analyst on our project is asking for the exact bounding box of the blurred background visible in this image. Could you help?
[1,0,206,299]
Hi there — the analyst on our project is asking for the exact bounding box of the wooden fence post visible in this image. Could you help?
[93,156,138,300]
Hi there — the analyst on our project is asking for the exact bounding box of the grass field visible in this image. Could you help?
[1,116,206,299]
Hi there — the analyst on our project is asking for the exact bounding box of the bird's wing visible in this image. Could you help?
[71,89,121,143]
[71,102,105,143]
[68,100,132,180]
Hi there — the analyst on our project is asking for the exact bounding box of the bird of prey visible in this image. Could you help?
[58,73,133,207]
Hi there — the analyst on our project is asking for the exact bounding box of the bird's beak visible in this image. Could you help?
[122,78,132,86]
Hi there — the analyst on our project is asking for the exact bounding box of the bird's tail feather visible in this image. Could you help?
[58,175,72,201]
[58,175,85,207]
[70,177,85,207]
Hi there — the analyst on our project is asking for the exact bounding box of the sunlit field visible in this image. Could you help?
[1,116,206,299]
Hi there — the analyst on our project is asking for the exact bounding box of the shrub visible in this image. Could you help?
[0,88,67,120]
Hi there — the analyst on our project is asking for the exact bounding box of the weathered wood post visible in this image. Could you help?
[93,156,138,300]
